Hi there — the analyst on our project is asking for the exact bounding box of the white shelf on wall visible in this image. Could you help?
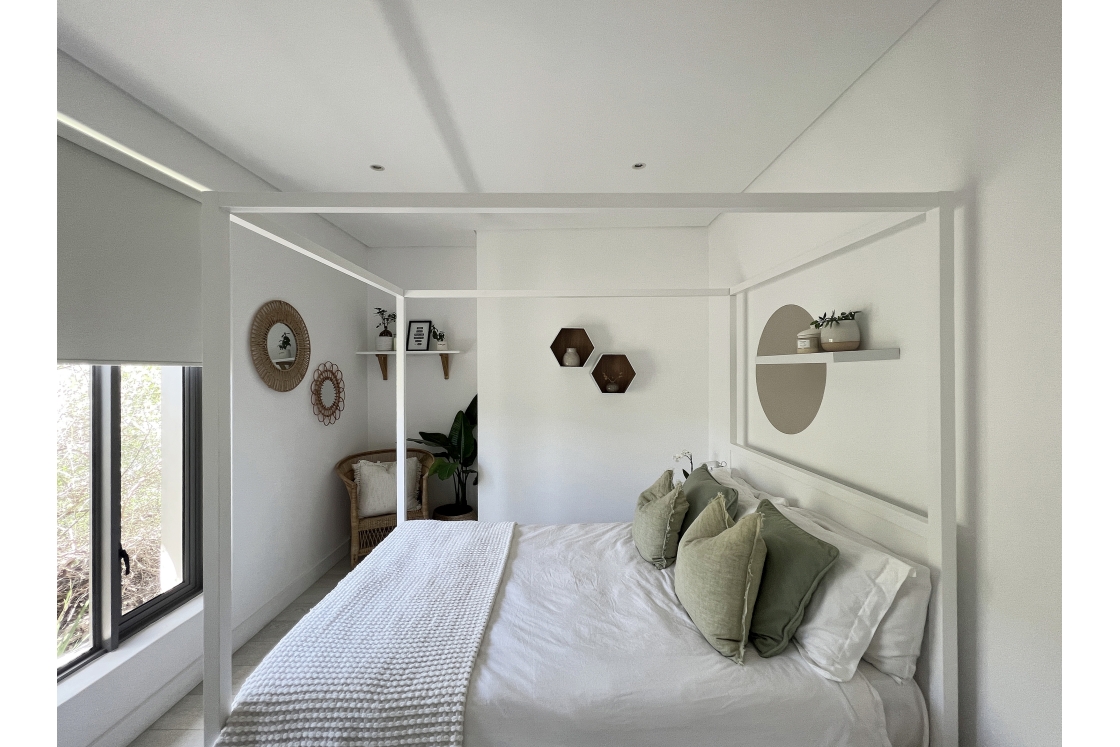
[755,348,900,365]
[356,350,461,355]
[358,350,462,380]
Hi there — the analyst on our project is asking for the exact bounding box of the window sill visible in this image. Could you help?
[57,594,203,705]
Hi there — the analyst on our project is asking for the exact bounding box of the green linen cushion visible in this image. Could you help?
[632,470,688,569]
[680,464,739,534]
[749,499,839,657]
[674,496,767,663]
[632,485,690,569]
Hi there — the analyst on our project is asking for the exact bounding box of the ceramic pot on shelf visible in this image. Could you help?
[820,320,861,352]
[436,340,449,351]
[562,347,581,367]
[375,330,393,351]
[796,328,821,354]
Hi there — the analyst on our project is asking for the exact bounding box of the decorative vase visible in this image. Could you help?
[562,347,581,367]
[796,328,821,354]
[605,380,620,393]
[436,340,448,351]
[375,331,392,351]
[820,320,861,352]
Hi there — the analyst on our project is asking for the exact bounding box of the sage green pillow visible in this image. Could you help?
[749,499,839,657]
[632,474,689,569]
[680,464,738,534]
[674,496,767,663]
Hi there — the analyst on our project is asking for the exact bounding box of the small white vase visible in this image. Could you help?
[436,340,448,351]
[375,334,392,351]
[820,320,861,352]
[562,347,581,366]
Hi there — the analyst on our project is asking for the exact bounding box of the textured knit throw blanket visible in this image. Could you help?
[217,520,515,747]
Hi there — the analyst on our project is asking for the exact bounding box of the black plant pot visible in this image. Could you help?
[433,503,477,521]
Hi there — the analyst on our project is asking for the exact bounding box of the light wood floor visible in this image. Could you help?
[126,557,351,747]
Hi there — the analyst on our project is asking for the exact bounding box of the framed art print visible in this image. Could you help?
[406,320,433,351]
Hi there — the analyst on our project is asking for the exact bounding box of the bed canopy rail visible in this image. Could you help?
[199,190,956,747]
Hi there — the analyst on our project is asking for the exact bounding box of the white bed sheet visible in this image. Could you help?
[465,523,924,747]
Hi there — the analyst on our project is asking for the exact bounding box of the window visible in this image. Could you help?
[56,364,202,678]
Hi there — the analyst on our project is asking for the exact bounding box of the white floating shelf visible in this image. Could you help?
[358,350,462,380]
[357,350,461,355]
[756,348,900,365]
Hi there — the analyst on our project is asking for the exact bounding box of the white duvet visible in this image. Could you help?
[464,523,897,747]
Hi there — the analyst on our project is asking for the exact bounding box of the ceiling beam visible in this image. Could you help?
[216,192,943,214]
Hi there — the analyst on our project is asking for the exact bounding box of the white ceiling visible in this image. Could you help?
[58,0,934,247]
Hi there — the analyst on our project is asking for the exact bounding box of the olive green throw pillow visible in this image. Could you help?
[632,470,689,568]
[749,499,839,658]
[675,496,767,663]
[680,464,739,534]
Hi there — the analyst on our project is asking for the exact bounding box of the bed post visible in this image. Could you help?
[927,192,959,747]
[201,194,233,747]
[396,293,408,525]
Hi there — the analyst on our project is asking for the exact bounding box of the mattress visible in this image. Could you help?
[464,522,928,747]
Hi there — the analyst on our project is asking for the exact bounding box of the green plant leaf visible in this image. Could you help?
[448,411,466,455]
[429,458,457,481]
[465,395,478,428]
[411,432,453,450]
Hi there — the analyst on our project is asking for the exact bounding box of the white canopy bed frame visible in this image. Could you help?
[190,189,956,747]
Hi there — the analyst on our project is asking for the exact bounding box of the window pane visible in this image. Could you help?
[120,366,184,614]
[57,364,93,665]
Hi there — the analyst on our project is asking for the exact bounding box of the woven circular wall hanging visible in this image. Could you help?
[249,300,310,392]
[310,361,345,425]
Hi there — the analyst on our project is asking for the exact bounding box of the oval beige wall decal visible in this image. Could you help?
[756,304,826,435]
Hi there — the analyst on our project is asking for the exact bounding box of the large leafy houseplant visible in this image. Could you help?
[409,396,478,517]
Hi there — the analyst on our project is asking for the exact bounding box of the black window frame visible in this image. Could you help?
[57,365,203,680]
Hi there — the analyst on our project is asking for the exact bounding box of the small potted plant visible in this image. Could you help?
[432,326,448,351]
[410,396,478,520]
[374,307,396,351]
[277,331,294,360]
[812,310,861,352]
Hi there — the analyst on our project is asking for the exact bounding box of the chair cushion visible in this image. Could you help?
[354,457,421,517]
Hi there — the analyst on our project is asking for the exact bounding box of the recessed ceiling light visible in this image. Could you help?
[632,163,646,170]
[369,164,385,171]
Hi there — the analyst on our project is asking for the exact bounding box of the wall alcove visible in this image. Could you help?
[591,354,636,393]
[550,328,595,367]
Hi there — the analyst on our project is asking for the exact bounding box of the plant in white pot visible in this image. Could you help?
[374,307,396,351]
[812,310,861,352]
[432,326,448,351]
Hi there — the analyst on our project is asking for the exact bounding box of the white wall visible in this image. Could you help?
[366,247,478,510]
[231,225,367,625]
[57,54,372,747]
[715,216,940,515]
[477,228,709,524]
[708,0,1060,744]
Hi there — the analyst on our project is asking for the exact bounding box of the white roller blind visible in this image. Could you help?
[58,137,202,364]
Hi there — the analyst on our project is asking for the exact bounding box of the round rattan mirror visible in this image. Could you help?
[311,362,345,425]
[250,300,310,391]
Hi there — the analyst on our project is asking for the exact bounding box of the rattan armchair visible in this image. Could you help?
[335,448,435,567]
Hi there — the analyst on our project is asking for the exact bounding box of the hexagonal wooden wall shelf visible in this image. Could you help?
[592,354,636,393]
[550,328,595,367]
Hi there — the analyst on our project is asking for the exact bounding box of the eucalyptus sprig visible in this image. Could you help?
[811,310,861,329]
[431,326,446,343]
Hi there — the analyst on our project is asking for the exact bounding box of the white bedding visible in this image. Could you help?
[464,523,924,747]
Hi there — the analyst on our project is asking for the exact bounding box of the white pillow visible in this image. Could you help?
[786,506,931,680]
[773,504,911,682]
[354,457,421,517]
[708,466,788,520]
